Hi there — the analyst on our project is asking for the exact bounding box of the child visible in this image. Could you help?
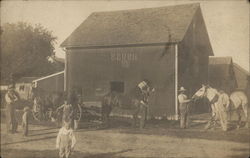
[56,121,76,158]
[22,106,30,136]
[57,99,73,126]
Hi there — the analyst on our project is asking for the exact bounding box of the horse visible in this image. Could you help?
[192,84,248,129]
[101,81,155,127]
[101,91,121,126]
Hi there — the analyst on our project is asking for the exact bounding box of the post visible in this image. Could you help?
[175,44,179,120]
[64,50,67,92]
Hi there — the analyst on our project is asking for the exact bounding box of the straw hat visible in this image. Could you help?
[179,87,187,92]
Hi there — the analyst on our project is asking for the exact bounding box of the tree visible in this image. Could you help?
[0,22,63,84]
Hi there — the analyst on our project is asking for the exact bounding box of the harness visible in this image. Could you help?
[210,94,219,104]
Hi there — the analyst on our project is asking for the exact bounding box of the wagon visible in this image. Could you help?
[32,102,82,122]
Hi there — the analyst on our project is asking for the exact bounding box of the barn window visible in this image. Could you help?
[19,85,25,91]
[110,81,124,93]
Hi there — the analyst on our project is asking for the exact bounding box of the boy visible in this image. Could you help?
[57,99,73,126]
[56,121,76,158]
[22,106,30,136]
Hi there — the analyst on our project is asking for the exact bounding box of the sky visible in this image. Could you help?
[1,0,249,72]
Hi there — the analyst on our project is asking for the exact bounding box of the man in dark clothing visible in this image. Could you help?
[132,80,152,129]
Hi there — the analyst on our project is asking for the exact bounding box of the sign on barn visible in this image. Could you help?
[110,52,138,67]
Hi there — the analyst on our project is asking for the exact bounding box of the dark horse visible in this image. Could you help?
[101,91,120,126]
[101,80,155,127]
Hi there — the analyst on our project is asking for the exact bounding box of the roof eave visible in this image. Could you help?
[61,41,179,50]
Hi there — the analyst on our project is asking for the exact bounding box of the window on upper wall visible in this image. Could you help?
[110,81,124,93]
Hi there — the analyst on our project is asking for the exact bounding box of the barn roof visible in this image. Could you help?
[61,3,200,48]
[209,56,233,65]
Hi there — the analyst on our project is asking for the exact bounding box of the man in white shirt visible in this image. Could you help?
[217,90,230,131]
[5,85,19,133]
[178,87,191,129]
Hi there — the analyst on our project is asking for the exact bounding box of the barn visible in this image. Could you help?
[233,63,250,100]
[233,63,250,91]
[61,3,213,119]
[208,56,237,94]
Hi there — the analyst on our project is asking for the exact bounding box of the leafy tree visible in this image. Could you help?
[0,22,63,84]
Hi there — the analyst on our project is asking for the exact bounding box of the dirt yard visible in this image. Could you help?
[1,113,249,158]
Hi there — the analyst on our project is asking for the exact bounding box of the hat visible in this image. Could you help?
[179,87,186,92]
[138,81,147,89]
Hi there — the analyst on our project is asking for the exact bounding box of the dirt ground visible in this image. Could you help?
[1,113,249,158]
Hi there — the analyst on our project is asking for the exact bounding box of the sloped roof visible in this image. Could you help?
[33,71,64,83]
[233,63,250,76]
[17,77,38,83]
[61,3,200,48]
[209,56,233,65]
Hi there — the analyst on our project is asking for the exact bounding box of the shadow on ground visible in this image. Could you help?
[96,118,249,143]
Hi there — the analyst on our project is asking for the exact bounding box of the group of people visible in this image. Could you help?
[4,84,77,158]
[178,85,231,131]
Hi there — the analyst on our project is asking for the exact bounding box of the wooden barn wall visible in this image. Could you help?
[179,8,211,96]
[66,45,175,116]
[178,8,212,113]
[36,73,64,93]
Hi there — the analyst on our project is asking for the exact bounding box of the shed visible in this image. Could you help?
[15,77,38,100]
[208,56,237,93]
[32,71,64,93]
[233,63,250,90]
[61,3,213,118]
[233,63,250,100]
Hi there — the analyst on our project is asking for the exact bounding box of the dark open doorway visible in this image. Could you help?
[110,81,124,93]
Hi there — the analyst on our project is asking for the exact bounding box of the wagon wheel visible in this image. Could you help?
[75,104,82,121]
[32,104,42,121]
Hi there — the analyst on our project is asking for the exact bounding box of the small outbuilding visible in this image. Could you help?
[15,77,38,100]
[208,56,237,94]
[61,3,213,118]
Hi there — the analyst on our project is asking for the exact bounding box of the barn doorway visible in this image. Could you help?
[110,81,124,93]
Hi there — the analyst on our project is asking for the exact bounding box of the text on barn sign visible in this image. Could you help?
[110,52,138,67]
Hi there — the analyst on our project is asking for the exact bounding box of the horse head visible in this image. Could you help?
[192,84,208,101]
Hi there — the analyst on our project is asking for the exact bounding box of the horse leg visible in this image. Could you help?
[236,110,241,129]
[242,103,248,128]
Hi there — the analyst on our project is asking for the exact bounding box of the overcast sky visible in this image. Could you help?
[1,1,249,71]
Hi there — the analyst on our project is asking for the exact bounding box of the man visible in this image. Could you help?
[132,80,150,129]
[5,85,19,133]
[178,87,190,129]
[217,90,230,131]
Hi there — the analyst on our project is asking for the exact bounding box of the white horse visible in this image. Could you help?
[193,85,248,129]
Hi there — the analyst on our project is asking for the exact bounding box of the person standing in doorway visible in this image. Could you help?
[178,87,191,129]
